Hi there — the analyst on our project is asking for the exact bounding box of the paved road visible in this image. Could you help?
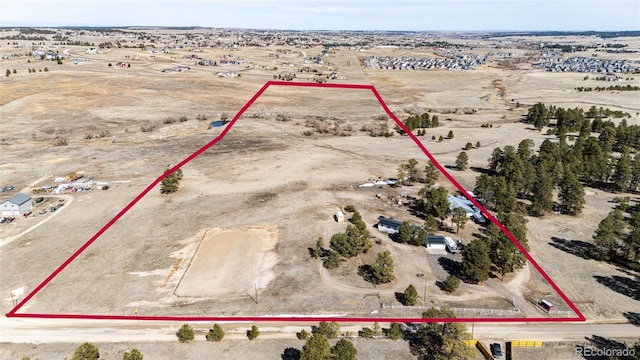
[2,317,639,343]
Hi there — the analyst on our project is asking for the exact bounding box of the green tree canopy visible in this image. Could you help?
[559,169,585,215]
[455,151,468,170]
[451,207,468,234]
[398,221,414,243]
[331,339,357,360]
[316,321,340,339]
[122,349,143,360]
[461,239,491,283]
[71,343,99,360]
[403,284,418,306]
[247,325,260,340]
[300,333,331,360]
[206,323,225,342]
[176,324,194,343]
[371,250,395,284]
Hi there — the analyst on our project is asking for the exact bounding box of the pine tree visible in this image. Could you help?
[388,323,404,340]
[300,333,331,360]
[176,324,194,343]
[613,152,633,192]
[423,161,439,187]
[403,284,418,306]
[592,214,617,260]
[422,215,439,235]
[247,325,260,340]
[371,250,395,284]
[451,207,468,234]
[455,151,468,170]
[559,169,585,215]
[398,221,414,243]
[331,339,357,360]
[461,239,491,283]
[71,343,99,360]
[531,163,554,216]
[206,323,225,342]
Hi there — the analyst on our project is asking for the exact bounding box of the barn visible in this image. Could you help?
[425,235,447,250]
[1,193,33,216]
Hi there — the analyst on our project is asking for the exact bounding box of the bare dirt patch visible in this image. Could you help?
[175,225,278,298]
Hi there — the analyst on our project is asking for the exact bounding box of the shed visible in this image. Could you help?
[377,216,403,234]
[425,235,447,250]
[334,211,345,223]
[1,193,33,216]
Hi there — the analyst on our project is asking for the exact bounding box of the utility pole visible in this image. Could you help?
[423,280,428,305]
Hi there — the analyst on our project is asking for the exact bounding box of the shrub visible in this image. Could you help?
[206,323,225,342]
[247,325,260,340]
[176,324,194,343]
[443,275,460,293]
[343,205,356,213]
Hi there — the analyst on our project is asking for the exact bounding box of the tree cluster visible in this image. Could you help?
[592,201,640,264]
[408,307,474,360]
[328,210,372,260]
[404,112,440,132]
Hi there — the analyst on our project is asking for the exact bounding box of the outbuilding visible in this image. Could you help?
[425,235,447,250]
[1,193,33,216]
[377,216,403,234]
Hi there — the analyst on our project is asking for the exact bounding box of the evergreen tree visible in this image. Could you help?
[461,239,491,283]
[388,323,404,340]
[331,339,357,360]
[176,324,195,343]
[631,154,640,191]
[403,284,418,306]
[247,325,260,340]
[613,152,633,192]
[422,215,439,235]
[122,349,143,360]
[423,161,439,187]
[531,163,554,216]
[443,275,460,293]
[592,213,617,260]
[413,308,474,360]
[300,333,331,360]
[206,323,225,342]
[397,221,414,243]
[455,151,468,170]
[421,186,450,223]
[317,321,340,339]
[406,158,419,184]
[559,169,585,215]
[371,250,395,284]
[71,343,99,360]
[451,207,468,234]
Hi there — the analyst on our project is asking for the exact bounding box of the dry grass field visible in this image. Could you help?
[1,29,640,358]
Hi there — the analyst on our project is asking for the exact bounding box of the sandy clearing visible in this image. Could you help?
[174,225,278,298]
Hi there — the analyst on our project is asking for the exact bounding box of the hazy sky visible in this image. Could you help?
[1,0,639,31]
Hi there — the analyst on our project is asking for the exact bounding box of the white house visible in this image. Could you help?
[376,216,403,234]
[1,193,33,216]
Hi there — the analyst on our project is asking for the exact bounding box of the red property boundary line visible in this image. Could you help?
[6,81,585,323]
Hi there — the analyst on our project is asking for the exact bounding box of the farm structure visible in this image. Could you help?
[1,193,33,216]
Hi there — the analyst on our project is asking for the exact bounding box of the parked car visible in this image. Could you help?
[490,343,503,359]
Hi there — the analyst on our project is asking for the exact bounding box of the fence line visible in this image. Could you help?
[381,304,521,315]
